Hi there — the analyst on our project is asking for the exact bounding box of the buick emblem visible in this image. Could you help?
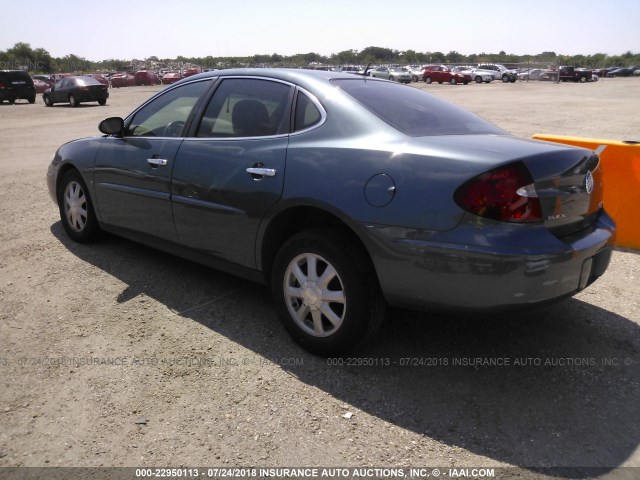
[585,171,594,194]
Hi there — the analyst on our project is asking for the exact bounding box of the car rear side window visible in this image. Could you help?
[331,78,505,137]
[196,79,292,138]
[294,91,322,132]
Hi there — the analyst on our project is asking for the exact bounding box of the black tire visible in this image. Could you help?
[28,96,36,104]
[43,95,53,107]
[57,170,101,243]
[69,94,78,107]
[450,77,457,85]
[425,77,432,84]
[389,76,395,82]
[271,229,385,356]
[501,75,509,83]
[98,99,107,106]
[475,76,482,83]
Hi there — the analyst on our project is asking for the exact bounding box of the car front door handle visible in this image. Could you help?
[246,166,276,180]
[147,158,168,167]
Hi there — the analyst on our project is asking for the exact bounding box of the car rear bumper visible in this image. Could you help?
[364,210,616,312]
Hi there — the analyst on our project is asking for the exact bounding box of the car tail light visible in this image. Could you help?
[454,161,543,223]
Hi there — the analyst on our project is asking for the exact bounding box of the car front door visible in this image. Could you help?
[51,78,68,103]
[171,77,293,269]
[92,79,213,241]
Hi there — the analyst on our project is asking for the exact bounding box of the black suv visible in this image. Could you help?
[0,70,36,104]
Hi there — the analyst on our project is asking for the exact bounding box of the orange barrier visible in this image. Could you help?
[532,135,640,250]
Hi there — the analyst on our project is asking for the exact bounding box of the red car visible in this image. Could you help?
[110,73,135,88]
[32,78,49,93]
[161,71,182,84]
[85,74,110,87]
[135,70,159,86]
[422,65,471,85]
[183,68,202,78]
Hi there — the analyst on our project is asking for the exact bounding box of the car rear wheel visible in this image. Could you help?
[271,229,385,356]
[98,99,107,106]
[69,94,78,107]
[57,170,101,243]
[28,96,36,104]
[475,76,482,83]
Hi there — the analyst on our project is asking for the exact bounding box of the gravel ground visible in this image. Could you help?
[0,77,638,477]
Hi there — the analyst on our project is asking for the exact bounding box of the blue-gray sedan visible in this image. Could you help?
[46,69,615,355]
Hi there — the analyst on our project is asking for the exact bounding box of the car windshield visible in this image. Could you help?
[332,78,505,137]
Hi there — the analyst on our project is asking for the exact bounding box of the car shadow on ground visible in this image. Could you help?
[51,223,640,477]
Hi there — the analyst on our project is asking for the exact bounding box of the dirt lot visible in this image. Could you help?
[0,77,639,477]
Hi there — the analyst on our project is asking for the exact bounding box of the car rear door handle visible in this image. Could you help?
[147,158,168,167]
[246,166,276,179]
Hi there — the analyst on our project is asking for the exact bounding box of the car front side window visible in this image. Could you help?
[127,80,211,137]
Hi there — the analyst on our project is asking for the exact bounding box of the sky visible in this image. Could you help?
[1,0,639,60]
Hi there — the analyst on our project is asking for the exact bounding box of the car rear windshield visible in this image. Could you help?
[331,78,505,137]
[76,77,103,86]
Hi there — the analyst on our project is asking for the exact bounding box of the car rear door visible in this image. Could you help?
[93,79,213,241]
[171,77,293,269]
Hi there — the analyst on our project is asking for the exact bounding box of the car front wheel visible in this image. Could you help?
[69,94,78,107]
[57,170,101,243]
[271,229,385,356]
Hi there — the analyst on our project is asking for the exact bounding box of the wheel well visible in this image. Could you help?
[56,164,80,195]
[260,206,370,280]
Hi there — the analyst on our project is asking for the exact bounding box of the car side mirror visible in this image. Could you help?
[99,117,124,136]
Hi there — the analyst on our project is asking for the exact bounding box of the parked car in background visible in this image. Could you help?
[183,68,202,78]
[606,66,637,77]
[85,73,110,87]
[477,64,518,82]
[408,65,427,82]
[422,65,471,85]
[559,66,593,83]
[43,76,108,107]
[162,71,182,84]
[135,70,159,86]
[370,66,412,83]
[340,66,364,75]
[517,68,546,81]
[32,74,55,88]
[46,68,615,355]
[110,73,135,88]
[539,70,559,81]
[452,66,492,83]
[32,78,50,93]
[0,70,36,104]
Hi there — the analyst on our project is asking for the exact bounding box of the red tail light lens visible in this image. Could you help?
[454,161,543,223]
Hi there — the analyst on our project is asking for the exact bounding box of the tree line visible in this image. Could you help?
[1,42,638,73]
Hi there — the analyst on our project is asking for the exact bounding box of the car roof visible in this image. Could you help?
[175,68,363,86]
